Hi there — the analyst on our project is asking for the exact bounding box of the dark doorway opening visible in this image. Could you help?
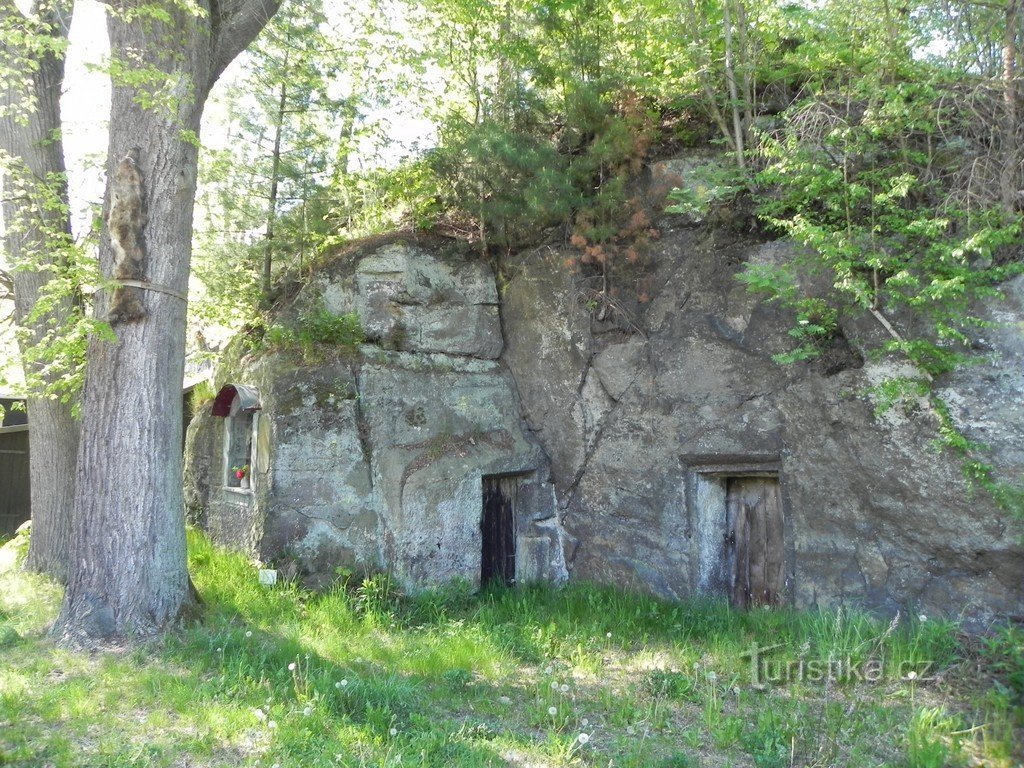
[724,476,784,608]
[481,475,517,587]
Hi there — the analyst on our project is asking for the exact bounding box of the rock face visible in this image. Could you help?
[500,228,1024,624]
[185,240,564,590]
[185,210,1024,624]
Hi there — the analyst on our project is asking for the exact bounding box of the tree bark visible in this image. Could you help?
[52,0,279,644]
[0,0,78,583]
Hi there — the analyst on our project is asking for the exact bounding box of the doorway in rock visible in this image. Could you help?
[481,475,517,588]
[724,476,784,608]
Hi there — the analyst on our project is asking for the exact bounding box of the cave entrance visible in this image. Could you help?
[481,475,517,588]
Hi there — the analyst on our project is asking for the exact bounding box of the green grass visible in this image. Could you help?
[0,529,1020,767]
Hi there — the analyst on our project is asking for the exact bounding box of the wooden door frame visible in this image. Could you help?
[681,454,794,605]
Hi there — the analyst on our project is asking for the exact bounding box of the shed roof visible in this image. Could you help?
[211,384,261,417]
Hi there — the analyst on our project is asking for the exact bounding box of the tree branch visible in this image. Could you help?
[211,0,283,82]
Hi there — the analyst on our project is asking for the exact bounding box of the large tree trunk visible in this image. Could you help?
[52,0,279,644]
[0,0,78,582]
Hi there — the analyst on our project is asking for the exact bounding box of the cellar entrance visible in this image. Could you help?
[481,475,517,587]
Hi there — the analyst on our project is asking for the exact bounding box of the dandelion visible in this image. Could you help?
[288,662,297,671]
[216,647,222,653]
[559,683,569,693]
[336,679,349,688]
[272,764,280,768]
[498,695,511,704]
[577,733,590,745]
[544,666,553,675]
[919,614,927,623]
[606,632,612,638]
[389,727,398,737]
[253,708,266,722]
[303,706,313,717]
[551,681,559,690]
[580,717,589,727]
[907,671,918,680]
[268,720,277,729]
[707,671,717,682]
[548,706,558,716]
[245,630,253,638]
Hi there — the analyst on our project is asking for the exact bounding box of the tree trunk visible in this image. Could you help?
[0,0,78,583]
[1001,0,1020,213]
[723,0,746,168]
[262,56,288,305]
[52,0,280,644]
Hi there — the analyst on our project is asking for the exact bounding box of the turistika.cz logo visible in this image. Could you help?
[742,642,936,686]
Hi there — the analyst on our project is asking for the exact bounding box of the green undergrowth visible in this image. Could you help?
[0,530,1020,767]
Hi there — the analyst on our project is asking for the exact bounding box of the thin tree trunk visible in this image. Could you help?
[1001,0,1020,213]
[680,0,737,153]
[262,49,289,304]
[723,0,746,168]
[0,0,78,583]
[52,0,280,645]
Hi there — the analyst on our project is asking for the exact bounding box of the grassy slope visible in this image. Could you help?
[0,530,1020,768]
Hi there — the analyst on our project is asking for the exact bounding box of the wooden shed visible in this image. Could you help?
[0,397,30,538]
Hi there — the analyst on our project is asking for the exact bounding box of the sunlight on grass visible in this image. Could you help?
[0,529,1020,767]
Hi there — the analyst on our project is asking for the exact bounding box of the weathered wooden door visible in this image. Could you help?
[725,477,784,608]
[481,476,516,587]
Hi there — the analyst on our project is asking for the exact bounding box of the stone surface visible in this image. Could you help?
[184,197,1024,624]
[500,227,1024,624]
[184,243,565,590]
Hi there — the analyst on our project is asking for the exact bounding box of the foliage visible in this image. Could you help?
[258,305,364,362]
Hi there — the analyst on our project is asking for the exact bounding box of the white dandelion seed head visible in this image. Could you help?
[577,733,590,744]
[707,671,718,681]
[606,632,612,638]
[918,614,927,622]
[253,708,266,722]
[303,706,313,716]
[548,706,558,716]
[389,727,398,736]
[551,681,559,690]
[288,662,296,671]
[907,671,918,680]
[216,647,222,653]
[544,666,553,675]
[580,717,589,726]
[560,684,569,693]
[245,631,253,638]
[268,720,277,729]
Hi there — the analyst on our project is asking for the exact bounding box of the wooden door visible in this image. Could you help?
[481,476,516,588]
[725,477,784,608]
